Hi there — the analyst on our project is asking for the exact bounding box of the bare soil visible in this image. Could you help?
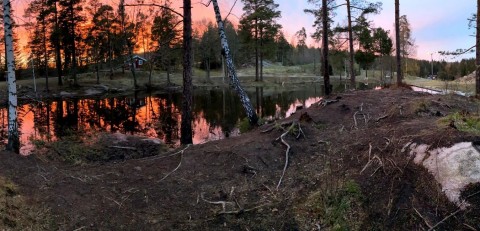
[2,87,480,230]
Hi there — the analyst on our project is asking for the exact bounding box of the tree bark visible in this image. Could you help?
[53,1,63,86]
[42,16,49,92]
[181,0,193,144]
[322,0,331,95]
[395,0,403,85]
[212,0,258,125]
[346,0,356,88]
[255,18,259,82]
[3,0,19,153]
[476,0,480,96]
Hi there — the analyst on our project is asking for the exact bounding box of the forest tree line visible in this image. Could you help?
[0,0,474,84]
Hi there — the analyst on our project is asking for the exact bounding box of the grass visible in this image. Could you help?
[296,179,365,230]
[0,176,54,230]
[438,112,480,135]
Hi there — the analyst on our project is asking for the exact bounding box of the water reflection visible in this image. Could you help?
[1,85,324,155]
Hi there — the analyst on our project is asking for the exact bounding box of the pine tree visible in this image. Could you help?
[239,0,282,82]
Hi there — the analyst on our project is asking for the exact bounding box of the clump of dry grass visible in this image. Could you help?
[0,177,54,230]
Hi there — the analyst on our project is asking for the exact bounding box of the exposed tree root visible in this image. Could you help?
[276,122,297,190]
[158,153,183,182]
[201,191,267,215]
[144,144,191,161]
[156,145,191,182]
[360,143,385,175]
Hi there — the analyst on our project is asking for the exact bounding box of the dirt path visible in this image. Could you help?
[2,88,480,230]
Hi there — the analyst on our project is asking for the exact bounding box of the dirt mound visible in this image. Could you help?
[2,88,480,230]
[456,71,475,82]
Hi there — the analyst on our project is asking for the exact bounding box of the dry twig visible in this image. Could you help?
[413,206,433,229]
[276,122,296,190]
[158,152,183,182]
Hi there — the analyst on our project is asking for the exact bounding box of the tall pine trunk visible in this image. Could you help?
[322,0,331,95]
[3,0,19,153]
[181,0,193,144]
[255,18,259,82]
[395,0,403,85]
[53,1,63,86]
[212,0,258,125]
[346,0,355,88]
[42,16,49,91]
[476,0,480,96]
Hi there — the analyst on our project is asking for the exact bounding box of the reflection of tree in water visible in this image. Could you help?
[12,85,324,147]
[193,88,242,138]
[33,102,52,141]
[123,91,142,134]
[53,99,79,137]
[155,91,179,145]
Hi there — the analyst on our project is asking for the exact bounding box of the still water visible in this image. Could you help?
[0,85,325,154]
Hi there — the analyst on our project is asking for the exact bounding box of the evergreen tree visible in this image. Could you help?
[239,0,282,81]
[151,0,181,85]
[58,0,84,86]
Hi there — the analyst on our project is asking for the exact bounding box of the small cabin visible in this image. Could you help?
[125,55,147,69]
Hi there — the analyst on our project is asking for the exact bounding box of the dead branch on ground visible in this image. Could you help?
[143,144,191,161]
[413,206,433,229]
[276,122,296,190]
[158,152,183,182]
[319,99,339,107]
[109,146,137,150]
[360,143,385,175]
[201,193,236,213]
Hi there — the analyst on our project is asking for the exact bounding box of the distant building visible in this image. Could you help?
[125,55,147,70]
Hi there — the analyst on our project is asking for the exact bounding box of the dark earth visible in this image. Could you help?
[2,86,480,230]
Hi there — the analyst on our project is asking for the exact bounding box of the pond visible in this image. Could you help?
[0,84,327,155]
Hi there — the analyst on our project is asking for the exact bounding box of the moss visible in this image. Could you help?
[438,112,480,135]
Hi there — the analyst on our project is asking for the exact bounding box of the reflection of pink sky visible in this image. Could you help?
[3,95,318,154]
[284,97,322,118]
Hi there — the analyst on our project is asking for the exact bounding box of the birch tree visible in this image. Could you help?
[211,0,259,125]
[3,0,19,153]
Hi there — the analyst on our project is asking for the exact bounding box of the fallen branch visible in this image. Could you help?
[109,146,137,150]
[413,206,433,229]
[276,122,296,190]
[320,99,338,107]
[201,193,236,213]
[158,152,183,182]
[144,144,191,161]
[375,114,389,122]
[353,111,359,128]
[296,122,306,139]
[427,206,463,231]
[261,126,276,133]
[218,203,267,215]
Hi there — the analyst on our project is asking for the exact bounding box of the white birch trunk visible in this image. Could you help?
[3,0,19,153]
[211,0,258,125]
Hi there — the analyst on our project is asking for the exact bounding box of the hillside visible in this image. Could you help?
[1,87,480,230]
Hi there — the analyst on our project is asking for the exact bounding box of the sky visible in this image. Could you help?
[12,0,476,62]
[182,0,476,61]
